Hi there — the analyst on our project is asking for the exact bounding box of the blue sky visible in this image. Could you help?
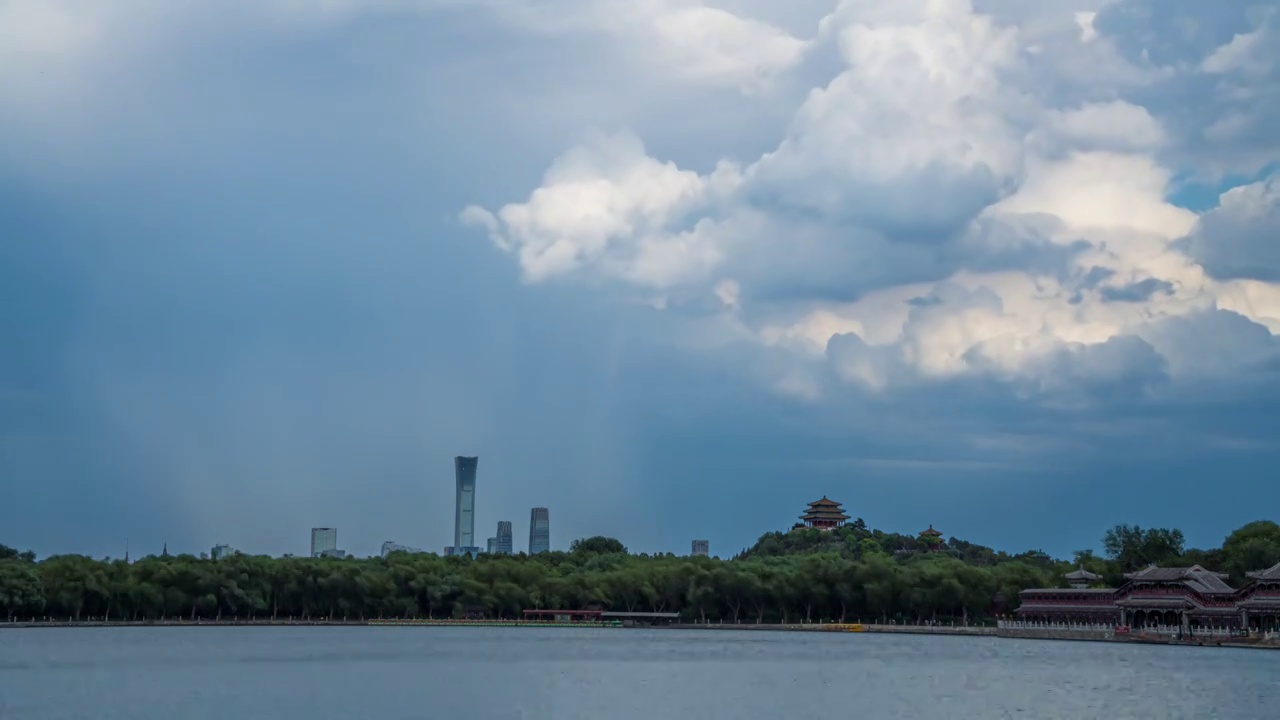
[2,0,1278,560]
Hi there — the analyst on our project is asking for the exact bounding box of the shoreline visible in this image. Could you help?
[4,620,1276,650]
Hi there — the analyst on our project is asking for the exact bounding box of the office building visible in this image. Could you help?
[319,549,347,559]
[528,507,550,554]
[496,521,513,555]
[310,528,337,558]
[210,544,236,560]
[486,537,498,554]
[692,540,709,557]
[445,546,481,558]
[454,456,478,551]
[380,541,423,558]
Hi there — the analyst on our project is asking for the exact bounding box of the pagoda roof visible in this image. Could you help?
[800,510,850,521]
[919,525,943,537]
[1122,565,1234,594]
[805,496,843,508]
[1246,561,1280,581]
[1064,567,1101,581]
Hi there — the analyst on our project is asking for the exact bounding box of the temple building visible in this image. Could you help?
[1016,563,1280,631]
[795,497,849,531]
[1065,567,1101,589]
[918,525,945,551]
[1114,565,1237,629]
[1239,561,1280,631]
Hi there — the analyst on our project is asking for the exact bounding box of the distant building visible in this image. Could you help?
[210,544,236,560]
[496,521,513,555]
[794,497,848,531]
[380,541,424,558]
[454,456,478,551]
[1065,566,1102,589]
[446,546,481,559]
[918,525,945,551]
[486,537,498,554]
[310,528,337,557]
[319,549,347,559]
[691,540,709,557]
[528,507,550,554]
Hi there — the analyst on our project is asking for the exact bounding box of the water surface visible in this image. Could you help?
[0,627,1274,719]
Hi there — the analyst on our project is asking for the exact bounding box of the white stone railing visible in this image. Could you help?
[997,620,1115,632]
[998,620,1243,636]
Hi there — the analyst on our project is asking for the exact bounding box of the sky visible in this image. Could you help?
[1,0,1278,561]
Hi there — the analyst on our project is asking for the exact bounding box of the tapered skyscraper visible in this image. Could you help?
[454,456,478,551]
[528,507,550,554]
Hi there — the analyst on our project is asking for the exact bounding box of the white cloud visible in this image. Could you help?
[463,0,1280,401]
[750,0,1024,230]
[1040,101,1165,153]
[462,129,741,288]
[1201,20,1277,76]
[1185,177,1280,282]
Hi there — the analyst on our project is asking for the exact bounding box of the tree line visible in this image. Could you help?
[2,519,1278,624]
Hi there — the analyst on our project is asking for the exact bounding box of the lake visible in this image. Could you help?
[0,627,1274,719]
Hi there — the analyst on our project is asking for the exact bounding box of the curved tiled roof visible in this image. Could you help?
[1064,567,1101,580]
[1246,561,1280,581]
[1122,565,1234,594]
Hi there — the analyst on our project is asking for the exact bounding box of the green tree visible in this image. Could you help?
[1102,525,1185,571]
[569,537,627,555]
[0,560,46,619]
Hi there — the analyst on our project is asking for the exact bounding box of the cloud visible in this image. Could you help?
[1185,177,1280,281]
[463,0,1280,407]
[461,129,741,288]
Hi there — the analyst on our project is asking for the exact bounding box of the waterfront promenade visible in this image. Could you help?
[5,617,1278,649]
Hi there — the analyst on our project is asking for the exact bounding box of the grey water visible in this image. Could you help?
[0,627,1275,719]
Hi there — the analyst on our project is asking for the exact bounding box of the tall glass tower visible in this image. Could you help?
[496,521,513,555]
[454,456,478,551]
[310,528,337,558]
[528,507,550,554]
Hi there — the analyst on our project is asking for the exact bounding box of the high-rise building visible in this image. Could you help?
[486,537,498,554]
[210,544,236,560]
[310,528,337,558]
[528,507,550,554]
[454,456,478,551]
[692,540,710,557]
[496,521,513,555]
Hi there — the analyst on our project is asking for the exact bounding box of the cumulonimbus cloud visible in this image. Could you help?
[464,0,1280,398]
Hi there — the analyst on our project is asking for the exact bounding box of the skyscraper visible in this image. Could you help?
[692,539,710,557]
[496,521,513,555]
[310,528,337,558]
[528,507,550,554]
[486,537,498,554]
[454,456,478,552]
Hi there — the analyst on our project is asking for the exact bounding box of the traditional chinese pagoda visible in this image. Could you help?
[1065,567,1101,589]
[918,524,945,551]
[795,497,849,531]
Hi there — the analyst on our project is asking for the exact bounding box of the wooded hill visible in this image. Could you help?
[2,520,1277,624]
